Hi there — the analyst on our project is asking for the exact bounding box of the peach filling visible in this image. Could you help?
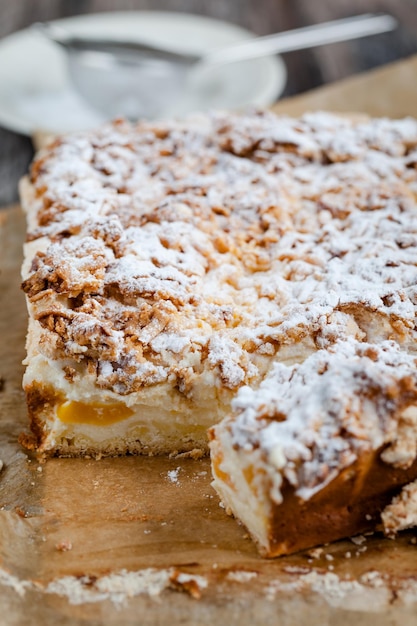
[212,452,235,490]
[57,401,134,426]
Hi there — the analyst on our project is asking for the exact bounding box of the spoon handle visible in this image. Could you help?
[202,13,397,67]
[36,13,397,68]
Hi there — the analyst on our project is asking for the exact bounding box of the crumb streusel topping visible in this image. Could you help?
[227,338,417,503]
[22,111,417,412]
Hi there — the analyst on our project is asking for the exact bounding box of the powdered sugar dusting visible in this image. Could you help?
[264,569,394,609]
[3,562,417,610]
[227,338,417,503]
[22,111,417,403]
[0,566,208,606]
[167,467,181,484]
[45,568,173,605]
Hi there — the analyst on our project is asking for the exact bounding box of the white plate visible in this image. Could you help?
[0,11,286,135]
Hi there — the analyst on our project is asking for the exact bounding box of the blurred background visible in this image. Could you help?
[1,0,417,207]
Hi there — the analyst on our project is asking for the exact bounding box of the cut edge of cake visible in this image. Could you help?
[209,339,417,556]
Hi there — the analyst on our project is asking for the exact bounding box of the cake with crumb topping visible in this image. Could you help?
[209,339,417,556]
[20,110,417,553]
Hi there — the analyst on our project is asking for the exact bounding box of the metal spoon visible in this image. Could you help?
[36,13,397,70]
[34,14,397,120]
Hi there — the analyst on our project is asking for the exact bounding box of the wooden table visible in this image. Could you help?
[1,0,417,206]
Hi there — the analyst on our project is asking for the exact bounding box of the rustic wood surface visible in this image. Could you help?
[1,205,417,625]
[1,0,417,206]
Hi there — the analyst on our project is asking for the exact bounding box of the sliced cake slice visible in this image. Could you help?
[209,339,417,556]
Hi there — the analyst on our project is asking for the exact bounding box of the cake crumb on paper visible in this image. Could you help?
[350,535,366,546]
[169,570,208,599]
[55,540,73,552]
[382,479,417,537]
